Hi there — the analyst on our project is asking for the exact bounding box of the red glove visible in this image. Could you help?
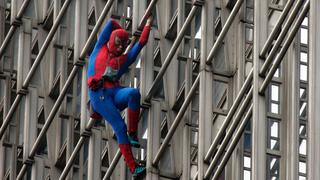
[139,16,152,45]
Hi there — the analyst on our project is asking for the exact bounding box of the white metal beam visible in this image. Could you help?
[308,0,320,179]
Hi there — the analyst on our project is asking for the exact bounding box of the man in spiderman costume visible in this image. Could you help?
[87,17,152,176]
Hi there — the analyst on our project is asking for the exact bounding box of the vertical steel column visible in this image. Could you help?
[24,87,38,180]
[1,77,12,178]
[198,0,213,179]
[73,0,89,178]
[252,0,268,180]
[11,0,21,24]
[146,100,161,180]
[18,17,32,160]
[77,0,88,179]
[88,128,102,179]
[76,0,88,137]
[132,0,146,33]
[139,29,154,100]
[285,31,299,180]
[180,0,192,178]
[0,0,4,73]
[0,1,5,178]
[31,157,45,180]
[16,17,31,106]
[308,0,320,179]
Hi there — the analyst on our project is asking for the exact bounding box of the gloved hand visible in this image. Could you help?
[89,79,103,91]
[146,15,152,26]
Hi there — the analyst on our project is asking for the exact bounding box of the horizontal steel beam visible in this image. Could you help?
[259,0,309,93]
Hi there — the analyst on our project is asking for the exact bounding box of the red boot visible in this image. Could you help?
[118,144,136,173]
[128,108,140,134]
[128,109,141,148]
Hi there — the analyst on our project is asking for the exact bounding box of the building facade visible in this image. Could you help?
[0,0,318,179]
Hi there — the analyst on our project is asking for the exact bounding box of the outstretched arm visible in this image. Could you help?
[117,17,152,78]
[95,19,122,48]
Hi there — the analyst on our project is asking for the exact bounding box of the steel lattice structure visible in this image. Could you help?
[0,0,318,179]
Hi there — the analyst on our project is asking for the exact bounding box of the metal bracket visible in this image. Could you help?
[11,18,22,26]
[193,0,205,6]
[24,158,35,165]
[141,101,151,109]
[133,30,142,37]
[74,60,86,67]
[81,130,92,138]
[17,88,28,95]
[146,166,159,174]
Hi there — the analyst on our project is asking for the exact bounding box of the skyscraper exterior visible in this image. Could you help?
[0,0,318,180]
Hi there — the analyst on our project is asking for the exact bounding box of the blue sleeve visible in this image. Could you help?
[95,20,114,49]
[117,42,144,78]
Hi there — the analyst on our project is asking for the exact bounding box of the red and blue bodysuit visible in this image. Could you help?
[87,19,150,174]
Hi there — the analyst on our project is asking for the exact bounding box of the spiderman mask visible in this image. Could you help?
[108,29,129,56]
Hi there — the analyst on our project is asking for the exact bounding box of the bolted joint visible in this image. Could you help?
[193,0,205,6]
[141,101,151,109]
[146,166,159,174]
[17,88,28,95]
[199,64,213,73]
[74,60,86,67]
[81,130,92,138]
[24,157,35,165]
[133,30,142,37]
[259,54,266,60]
[11,18,22,26]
